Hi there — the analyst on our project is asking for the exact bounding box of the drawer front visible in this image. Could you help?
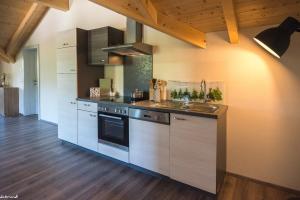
[98,143,129,163]
[77,101,97,112]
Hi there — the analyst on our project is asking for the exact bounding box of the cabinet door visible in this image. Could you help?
[129,119,170,176]
[56,29,77,49]
[57,73,78,144]
[170,114,217,194]
[58,101,77,144]
[78,110,98,152]
[56,47,77,73]
[88,28,108,65]
[57,74,77,101]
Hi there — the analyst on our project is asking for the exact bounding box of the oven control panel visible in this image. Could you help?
[98,104,129,116]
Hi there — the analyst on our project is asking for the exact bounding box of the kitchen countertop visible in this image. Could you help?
[77,97,228,119]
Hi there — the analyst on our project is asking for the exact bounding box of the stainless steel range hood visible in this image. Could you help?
[101,18,153,56]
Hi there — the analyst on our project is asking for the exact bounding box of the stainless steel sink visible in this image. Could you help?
[179,104,219,113]
[149,103,171,108]
[148,102,219,113]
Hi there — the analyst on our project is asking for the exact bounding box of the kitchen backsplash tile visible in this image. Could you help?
[104,65,124,96]
[167,80,225,103]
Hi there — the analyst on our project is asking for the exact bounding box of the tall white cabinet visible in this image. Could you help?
[56,28,104,145]
[56,29,79,144]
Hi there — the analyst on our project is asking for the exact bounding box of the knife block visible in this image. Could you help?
[149,80,167,101]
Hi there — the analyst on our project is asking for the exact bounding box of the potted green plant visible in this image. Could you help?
[207,87,223,102]
[191,89,198,101]
[178,89,184,99]
[170,89,178,100]
[183,88,191,99]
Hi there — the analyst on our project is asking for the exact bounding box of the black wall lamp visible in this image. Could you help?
[254,17,300,58]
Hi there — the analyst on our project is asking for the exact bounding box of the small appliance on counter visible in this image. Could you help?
[130,89,145,102]
[90,87,101,97]
[149,79,167,102]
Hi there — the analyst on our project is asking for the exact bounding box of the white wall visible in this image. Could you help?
[0,0,299,191]
[145,26,300,191]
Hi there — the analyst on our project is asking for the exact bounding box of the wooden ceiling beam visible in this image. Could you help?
[6,3,39,57]
[5,3,48,62]
[134,0,157,24]
[0,48,11,63]
[221,0,239,44]
[31,0,70,11]
[89,0,206,48]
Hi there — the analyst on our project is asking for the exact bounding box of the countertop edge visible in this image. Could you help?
[77,97,228,119]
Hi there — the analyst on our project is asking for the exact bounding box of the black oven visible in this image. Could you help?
[98,104,129,151]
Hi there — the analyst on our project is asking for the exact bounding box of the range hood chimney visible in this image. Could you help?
[101,18,153,56]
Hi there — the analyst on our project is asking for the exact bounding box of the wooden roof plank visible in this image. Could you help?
[89,0,206,48]
[6,3,39,56]
[5,3,48,62]
[0,48,14,63]
[222,0,239,43]
[134,0,158,24]
[33,0,70,11]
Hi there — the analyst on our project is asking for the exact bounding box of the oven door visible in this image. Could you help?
[98,112,129,150]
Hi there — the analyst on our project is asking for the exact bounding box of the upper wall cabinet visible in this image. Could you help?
[56,29,77,49]
[88,27,124,66]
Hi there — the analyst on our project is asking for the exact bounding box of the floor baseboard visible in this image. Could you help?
[39,119,57,126]
[227,172,300,195]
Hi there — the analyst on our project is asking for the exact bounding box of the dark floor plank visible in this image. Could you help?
[0,116,299,200]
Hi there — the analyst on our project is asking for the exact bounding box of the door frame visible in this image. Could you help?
[23,45,41,120]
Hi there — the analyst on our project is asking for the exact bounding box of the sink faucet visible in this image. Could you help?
[183,95,190,106]
[200,80,207,103]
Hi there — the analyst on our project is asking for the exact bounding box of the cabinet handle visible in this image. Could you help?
[70,69,76,72]
[70,102,76,105]
[90,114,96,117]
[100,59,105,62]
[84,104,90,107]
[173,116,186,121]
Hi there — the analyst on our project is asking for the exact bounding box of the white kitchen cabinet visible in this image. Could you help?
[56,29,77,49]
[58,100,78,144]
[57,73,78,144]
[56,47,77,73]
[129,118,170,176]
[98,143,129,163]
[77,101,98,113]
[78,109,98,152]
[170,113,217,194]
[57,74,77,100]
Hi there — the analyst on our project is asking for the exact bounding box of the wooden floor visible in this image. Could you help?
[0,116,299,200]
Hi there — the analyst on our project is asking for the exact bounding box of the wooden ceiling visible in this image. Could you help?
[90,0,300,47]
[0,0,69,63]
[0,0,299,63]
